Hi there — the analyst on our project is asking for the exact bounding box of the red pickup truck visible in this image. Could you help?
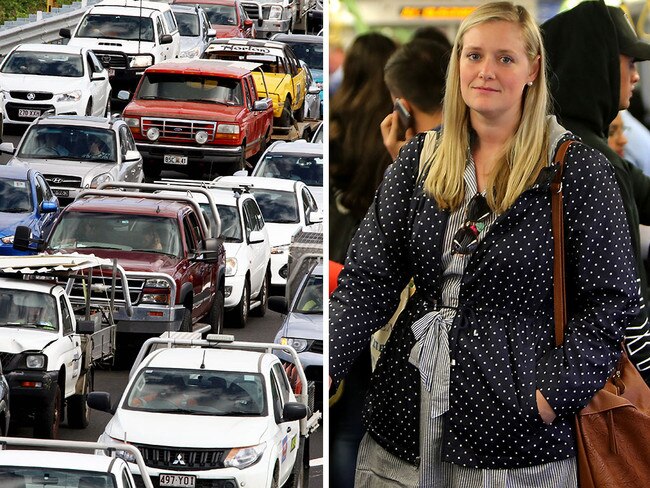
[120,59,274,179]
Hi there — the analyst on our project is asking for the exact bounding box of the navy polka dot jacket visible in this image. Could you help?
[329,132,641,469]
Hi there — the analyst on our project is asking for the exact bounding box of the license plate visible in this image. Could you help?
[159,474,196,487]
[108,68,115,77]
[53,189,69,197]
[164,154,188,166]
[18,109,40,118]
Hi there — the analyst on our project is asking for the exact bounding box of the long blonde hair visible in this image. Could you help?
[425,2,551,213]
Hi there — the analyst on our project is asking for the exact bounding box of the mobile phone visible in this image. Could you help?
[394,99,413,136]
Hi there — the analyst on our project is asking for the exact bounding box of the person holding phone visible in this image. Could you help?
[381,38,451,160]
[330,2,639,486]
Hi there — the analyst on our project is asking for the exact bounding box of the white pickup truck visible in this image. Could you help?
[0,254,132,438]
[89,334,320,488]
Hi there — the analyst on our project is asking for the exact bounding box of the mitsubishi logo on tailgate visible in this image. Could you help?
[172,453,186,466]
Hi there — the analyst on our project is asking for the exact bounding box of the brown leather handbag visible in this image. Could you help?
[552,140,650,488]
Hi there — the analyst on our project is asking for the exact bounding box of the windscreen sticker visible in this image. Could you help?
[12,181,26,188]
[282,436,288,462]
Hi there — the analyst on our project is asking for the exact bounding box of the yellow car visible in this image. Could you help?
[203,38,307,127]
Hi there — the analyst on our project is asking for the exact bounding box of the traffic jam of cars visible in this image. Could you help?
[0,0,323,487]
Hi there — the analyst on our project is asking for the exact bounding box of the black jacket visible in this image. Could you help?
[543,1,650,381]
[330,127,640,467]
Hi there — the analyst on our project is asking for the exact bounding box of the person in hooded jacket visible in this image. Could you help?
[542,1,650,384]
[330,2,640,486]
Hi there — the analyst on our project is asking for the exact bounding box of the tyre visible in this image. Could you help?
[228,279,249,328]
[143,160,162,181]
[67,370,93,429]
[180,307,192,332]
[250,270,270,317]
[294,98,305,123]
[271,467,279,488]
[206,287,225,334]
[33,383,62,439]
[85,99,93,116]
[286,438,309,488]
[277,97,293,127]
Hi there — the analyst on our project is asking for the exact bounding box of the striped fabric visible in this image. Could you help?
[354,157,578,487]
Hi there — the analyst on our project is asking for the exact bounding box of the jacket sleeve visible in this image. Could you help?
[329,136,423,382]
[627,158,650,226]
[536,143,641,416]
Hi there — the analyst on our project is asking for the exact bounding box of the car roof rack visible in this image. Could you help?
[156,178,251,198]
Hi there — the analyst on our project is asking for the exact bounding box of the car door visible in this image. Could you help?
[59,294,81,399]
[183,212,211,318]
[118,125,142,182]
[270,363,300,485]
[286,49,305,111]
[242,198,267,295]
[162,10,181,58]
[87,51,109,115]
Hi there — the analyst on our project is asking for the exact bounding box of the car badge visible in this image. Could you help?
[174,127,182,132]
[27,93,36,101]
[102,55,112,65]
[172,453,186,466]
[51,178,64,184]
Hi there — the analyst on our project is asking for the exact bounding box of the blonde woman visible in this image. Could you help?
[329,2,640,487]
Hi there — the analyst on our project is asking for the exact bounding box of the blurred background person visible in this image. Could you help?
[621,109,650,175]
[608,111,628,158]
[329,31,397,488]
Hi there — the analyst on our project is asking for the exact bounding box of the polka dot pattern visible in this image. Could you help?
[330,132,641,468]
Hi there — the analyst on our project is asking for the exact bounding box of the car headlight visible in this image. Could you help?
[280,337,310,353]
[217,124,240,135]
[100,434,137,463]
[1,235,13,244]
[225,257,238,277]
[268,5,283,19]
[128,55,153,68]
[56,90,82,102]
[224,442,266,469]
[25,354,46,369]
[271,243,290,255]
[144,279,171,288]
[195,130,209,144]
[89,173,113,188]
[179,47,200,58]
[124,117,140,128]
[146,127,160,141]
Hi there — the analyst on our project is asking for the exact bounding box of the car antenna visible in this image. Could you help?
[200,350,206,369]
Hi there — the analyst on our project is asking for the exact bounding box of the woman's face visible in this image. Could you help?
[608,112,628,157]
[459,20,539,125]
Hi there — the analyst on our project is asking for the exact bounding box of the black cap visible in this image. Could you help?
[608,6,650,61]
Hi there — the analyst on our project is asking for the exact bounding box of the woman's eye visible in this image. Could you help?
[500,56,514,64]
[467,53,480,61]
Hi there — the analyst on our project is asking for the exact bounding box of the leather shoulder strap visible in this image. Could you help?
[552,140,574,347]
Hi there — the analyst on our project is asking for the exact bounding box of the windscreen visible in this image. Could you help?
[1,51,83,77]
[250,189,299,223]
[175,11,200,36]
[201,5,237,26]
[138,73,243,105]
[294,273,323,313]
[285,42,323,70]
[255,154,323,186]
[0,289,59,331]
[0,467,116,487]
[0,178,33,213]
[18,125,117,162]
[76,14,154,42]
[125,367,266,416]
[201,204,241,242]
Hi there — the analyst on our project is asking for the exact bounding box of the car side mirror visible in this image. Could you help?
[282,402,307,422]
[40,201,58,213]
[88,391,115,414]
[207,28,216,38]
[0,142,15,154]
[248,230,264,244]
[124,150,141,162]
[91,72,107,81]
[12,225,33,252]
[160,34,173,45]
[253,98,272,111]
[233,170,248,177]
[257,19,264,28]
[307,209,323,225]
[117,90,131,101]
[308,84,321,95]
[59,28,71,39]
[268,296,288,315]
[244,19,253,28]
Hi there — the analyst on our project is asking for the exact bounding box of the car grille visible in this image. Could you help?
[43,174,83,188]
[62,275,145,305]
[5,102,55,121]
[133,476,237,488]
[310,339,323,354]
[0,352,17,372]
[10,91,53,101]
[93,50,128,69]
[141,118,217,142]
[132,443,228,471]
[241,3,260,19]
[261,5,272,19]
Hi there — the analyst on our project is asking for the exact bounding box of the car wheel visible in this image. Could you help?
[33,383,62,439]
[104,94,112,117]
[143,160,162,181]
[67,370,93,429]
[294,98,305,123]
[277,97,293,127]
[229,144,246,175]
[180,307,192,332]
[206,287,224,334]
[250,269,269,317]
[287,439,309,488]
[85,99,93,116]
[228,279,249,328]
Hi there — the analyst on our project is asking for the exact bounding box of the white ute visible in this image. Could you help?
[0,254,132,438]
[89,334,320,488]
